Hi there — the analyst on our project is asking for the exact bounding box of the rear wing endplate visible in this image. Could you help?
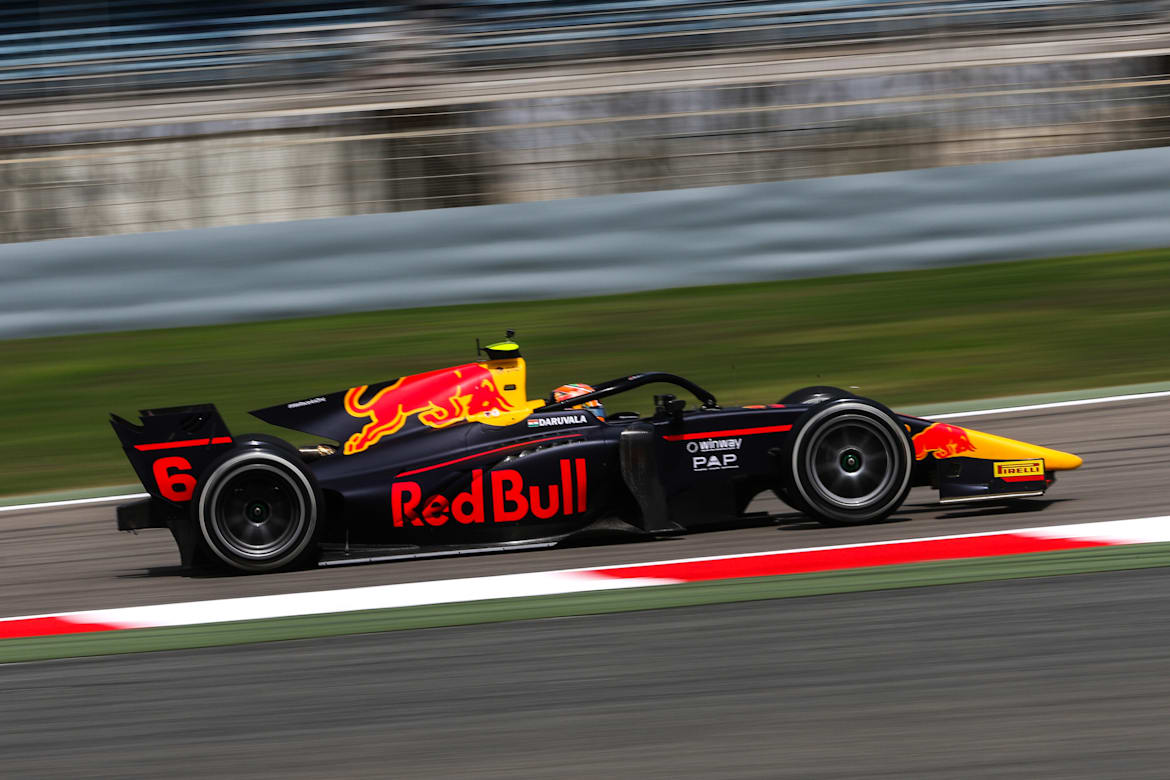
[109,405,234,504]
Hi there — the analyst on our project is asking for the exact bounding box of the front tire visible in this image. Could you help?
[780,399,912,526]
[192,445,321,573]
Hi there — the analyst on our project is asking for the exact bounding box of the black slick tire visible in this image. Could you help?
[191,443,322,573]
[780,398,912,526]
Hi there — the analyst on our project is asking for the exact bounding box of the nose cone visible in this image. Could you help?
[952,427,1083,471]
[1040,448,1083,471]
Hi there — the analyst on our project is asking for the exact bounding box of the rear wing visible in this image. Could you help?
[110,405,234,504]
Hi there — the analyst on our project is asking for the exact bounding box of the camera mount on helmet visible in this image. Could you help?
[477,329,521,361]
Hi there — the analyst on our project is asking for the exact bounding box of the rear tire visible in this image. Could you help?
[192,444,321,573]
[780,399,912,526]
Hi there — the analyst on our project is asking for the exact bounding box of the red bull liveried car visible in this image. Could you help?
[111,335,1082,573]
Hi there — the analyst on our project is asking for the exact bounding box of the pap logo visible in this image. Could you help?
[692,453,738,472]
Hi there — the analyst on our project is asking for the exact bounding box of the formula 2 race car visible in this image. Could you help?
[111,334,1082,573]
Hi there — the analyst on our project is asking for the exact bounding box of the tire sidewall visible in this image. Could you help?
[784,399,912,525]
[192,445,321,573]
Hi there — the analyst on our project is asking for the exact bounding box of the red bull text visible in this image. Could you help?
[343,363,513,455]
[912,422,977,460]
[392,459,587,526]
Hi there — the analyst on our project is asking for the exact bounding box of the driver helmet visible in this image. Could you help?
[552,383,605,420]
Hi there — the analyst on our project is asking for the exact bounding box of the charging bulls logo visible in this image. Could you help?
[343,363,513,454]
[912,422,977,460]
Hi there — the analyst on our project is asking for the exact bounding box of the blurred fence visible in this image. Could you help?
[0,1,1168,243]
[0,1,411,103]
[430,0,1164,68]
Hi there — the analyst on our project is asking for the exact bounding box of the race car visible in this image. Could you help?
[111,334,1082,573]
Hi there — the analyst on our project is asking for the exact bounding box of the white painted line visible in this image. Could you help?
[1019,517,1170,545]
[5,515,1170,639]
[3,388,1166,514]
[927,390,1170,420]
[81,573,679,630]
[0,492,148,514]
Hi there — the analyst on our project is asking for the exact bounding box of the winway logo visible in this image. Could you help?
[685,438,741,453]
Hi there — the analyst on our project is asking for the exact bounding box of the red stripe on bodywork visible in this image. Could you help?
[1003,475,1046,483]
[0,616,126,640]
[590,534,1112,582]
[662,424,792,442]
[575,458,587,513]
[134,436,232,451]
[396,434,583,478]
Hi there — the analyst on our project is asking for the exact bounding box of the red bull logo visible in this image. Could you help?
[343,362,513,455]
[913,422,977,460]
[391,459,587,526]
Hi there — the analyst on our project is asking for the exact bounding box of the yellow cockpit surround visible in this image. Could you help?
[470,356,545,426]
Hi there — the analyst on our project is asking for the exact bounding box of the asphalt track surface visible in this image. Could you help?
[7,567,1170,778]
[2,395,1168,617]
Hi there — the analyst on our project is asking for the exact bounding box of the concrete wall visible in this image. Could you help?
[2,145,1169,339]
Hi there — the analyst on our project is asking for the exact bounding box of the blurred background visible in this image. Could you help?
[3,0,1169,241]
[6,8,1170,778]
[2,1,1170,495]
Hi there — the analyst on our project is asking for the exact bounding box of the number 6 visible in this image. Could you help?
[153,456,197,502]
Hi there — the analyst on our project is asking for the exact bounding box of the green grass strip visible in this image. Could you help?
[3,246,1170,496]
[6,542,1170,663]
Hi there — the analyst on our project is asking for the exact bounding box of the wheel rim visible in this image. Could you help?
[803,413,901,508]
[209,464,305,560]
